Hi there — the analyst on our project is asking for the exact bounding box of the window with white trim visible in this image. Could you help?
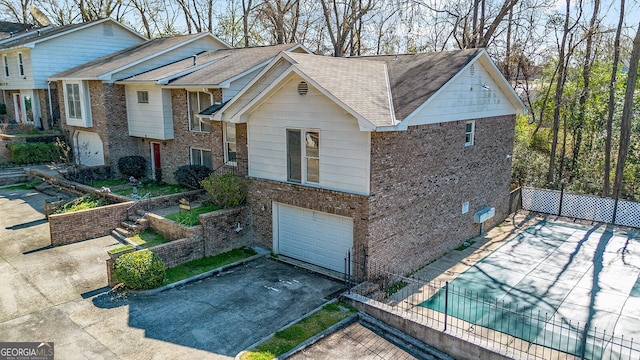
[66,83,82,120]
[224,122,237,165]
[188,91,212,132]
[137,91,149,103]
[286,129,319,184]
[190,147,212,169]
[465,121,475,147]
[3,55,8,77]
[17,53,23,76]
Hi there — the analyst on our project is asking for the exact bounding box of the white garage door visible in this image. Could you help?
[275,203,353,273]
[74,131,105,166]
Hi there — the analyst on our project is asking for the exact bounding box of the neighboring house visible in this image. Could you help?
[0,21,33,39]
[208,49,526,275]
[48,33,230,168]
[0,18,145,128]
[115,43,308,182]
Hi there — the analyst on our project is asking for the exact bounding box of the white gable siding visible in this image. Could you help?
[126,85,173,139]
[248,76,370,195]
[111,38,225,81]
[407,60,518,126]
[222,58,291,121]
[222,68,260,102]
[0,50,35,90]
[29,23,143,88]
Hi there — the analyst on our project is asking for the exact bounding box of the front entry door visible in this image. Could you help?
[151,142,161,181]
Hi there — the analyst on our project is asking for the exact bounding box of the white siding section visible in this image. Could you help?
[222,58,290,121]
[29,23,143,88]
[248,75,370,195]
[0,49,35,90]
[126,84,173,139]
[222,68,260,102]
[111,38,225,81]
[408,60,518,126]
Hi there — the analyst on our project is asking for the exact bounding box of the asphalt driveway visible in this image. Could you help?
[0,188,344,359]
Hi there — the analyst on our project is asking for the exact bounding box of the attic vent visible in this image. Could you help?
[297,81,308,96]
[470,64,475,76]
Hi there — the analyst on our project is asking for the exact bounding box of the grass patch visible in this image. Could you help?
[53,194,109,214]
[108,244,133,254]
[0,179,43,191]
[385,280,408,297]
[241,302,356,360]
[165,204,220,226]
[163,247,256,285]
[113,183,185,198]
[129,230,170,249]
[89,179,128,188]
[455,240,476,251]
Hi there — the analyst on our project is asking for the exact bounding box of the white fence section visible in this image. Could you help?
[521,187,640,228]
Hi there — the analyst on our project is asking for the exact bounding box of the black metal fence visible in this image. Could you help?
[346,259,639,360]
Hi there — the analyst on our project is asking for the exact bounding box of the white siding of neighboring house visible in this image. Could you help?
[29,22,144,88]
[126,85,173,139]
[0,49,35,90]
[111,37,227,81]
[407,58,518,126]
[222,68,260,102]
[247,75,371,195]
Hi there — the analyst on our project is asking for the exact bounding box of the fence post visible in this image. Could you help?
[612,189,620,225]
[444,281,449,332]
[558,183,565,216]
[345,250,351,294]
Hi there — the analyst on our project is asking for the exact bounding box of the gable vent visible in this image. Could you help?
[297,81,309,96]
[470,64,475,76]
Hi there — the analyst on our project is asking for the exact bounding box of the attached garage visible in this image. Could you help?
[274,203,353,273]
[73,131,105,166]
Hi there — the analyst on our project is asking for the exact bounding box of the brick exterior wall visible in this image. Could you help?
[367,115,515,273]
[200,206,252,256]
[49,201,134,246]
[247,179,369,252]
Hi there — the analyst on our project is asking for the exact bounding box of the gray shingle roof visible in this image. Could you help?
[0,21,34,39]
[122,43,299,86]
[49,33,206,80]
[282,49,483,126]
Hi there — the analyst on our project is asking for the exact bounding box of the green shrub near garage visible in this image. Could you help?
[113,250,166,290]
[7,141,67,164]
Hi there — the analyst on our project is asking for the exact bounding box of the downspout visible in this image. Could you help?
[47,81,54,128]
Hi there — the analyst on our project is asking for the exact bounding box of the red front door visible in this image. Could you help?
[152,143,161,180]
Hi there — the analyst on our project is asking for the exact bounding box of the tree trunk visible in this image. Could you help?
[603,0,625,197]
[612,22,640,198]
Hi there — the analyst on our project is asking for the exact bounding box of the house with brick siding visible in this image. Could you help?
[115,43,309,183]
[0,18,145,129]
[48,33,229,169]
[208,49,526,275]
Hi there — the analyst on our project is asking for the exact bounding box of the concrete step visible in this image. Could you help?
[121,221,143,232]
[114,227,134,238]
[352,281,382,297]
[128,214,149,227]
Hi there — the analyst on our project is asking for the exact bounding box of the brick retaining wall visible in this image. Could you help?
[49,201,134,246]
[200,206,251,257]
[150,237,204,268]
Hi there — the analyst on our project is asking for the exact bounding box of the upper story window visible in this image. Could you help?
[287,129,319,184]
[224,122,237,165]
[190,147,213,170]
[465,120,475,147]
[137,91,149,103]
[17,53,23,76]
[3,55,9,77]
[188,91,212,132]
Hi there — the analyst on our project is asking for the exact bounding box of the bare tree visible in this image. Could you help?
[612,21,640,198]
[256,0,301,44]
[319,0,373,56]
[603,0,625,196]
[1,0,32,23]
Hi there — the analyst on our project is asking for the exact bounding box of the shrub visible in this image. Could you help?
[118,156,147,178]
[53,194,109,214]
[201,173,249,208]
[112,250,166,290]
[7,140,68,164]
[173,165,212,189]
